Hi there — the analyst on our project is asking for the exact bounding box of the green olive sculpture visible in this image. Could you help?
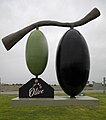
[26,30,48,77]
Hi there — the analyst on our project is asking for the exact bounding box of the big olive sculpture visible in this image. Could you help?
[26,30,48,76]
[1,8,100,98]
[56,29,90,97]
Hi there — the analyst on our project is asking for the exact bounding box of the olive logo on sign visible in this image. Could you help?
[29,79,44,97]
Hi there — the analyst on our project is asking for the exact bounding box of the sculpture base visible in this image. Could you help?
[12,96,99,106]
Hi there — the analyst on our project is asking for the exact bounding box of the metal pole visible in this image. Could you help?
[103,77,106,94]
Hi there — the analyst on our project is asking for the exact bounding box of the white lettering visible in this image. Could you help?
[29,81,44,97]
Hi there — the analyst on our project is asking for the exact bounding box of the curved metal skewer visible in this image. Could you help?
[2,8,100,51]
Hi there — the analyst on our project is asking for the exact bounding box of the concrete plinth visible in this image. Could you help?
[12,96,99,106]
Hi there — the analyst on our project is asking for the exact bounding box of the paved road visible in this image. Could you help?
[0,90,106,95]
[82,90,105,93]
[55,90,105,94]
[0,91,18,94]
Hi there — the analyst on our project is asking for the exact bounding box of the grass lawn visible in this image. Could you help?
[0,93,106,120]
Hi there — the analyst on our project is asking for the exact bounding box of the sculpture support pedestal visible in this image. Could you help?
[12,96,99,106]
[12,78,99,106]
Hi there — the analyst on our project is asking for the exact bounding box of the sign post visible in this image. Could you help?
[103,77,106,93]
[0,78,1,94]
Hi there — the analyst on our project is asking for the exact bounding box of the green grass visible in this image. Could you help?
[0,93,106,120]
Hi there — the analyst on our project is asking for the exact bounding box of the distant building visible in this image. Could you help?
[93,81,104,90]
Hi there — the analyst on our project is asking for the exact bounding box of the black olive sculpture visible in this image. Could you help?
[56,29,90,97]
[2,8,100,98]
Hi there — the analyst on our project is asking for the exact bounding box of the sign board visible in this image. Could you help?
[19,78,54,98]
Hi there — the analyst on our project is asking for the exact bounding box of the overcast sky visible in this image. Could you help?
[0,0,106,84]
